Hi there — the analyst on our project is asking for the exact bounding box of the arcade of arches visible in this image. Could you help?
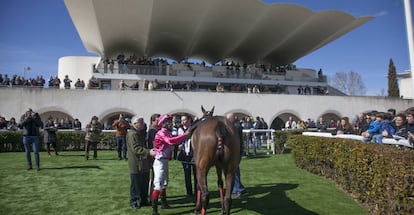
[40,110,341,130]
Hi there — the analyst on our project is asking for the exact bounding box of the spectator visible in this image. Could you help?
[62,117,73,129]
[372,113,395,144]
[296,120,307,129]
[305,118,316,128]
[387,108,396,122]
[354,112,369,135]
[20,108,42,171]
[73,118,82,130]
[361,112,380,142]
[131,81,139,90]
[44,116,59,157]
[316,117,329,132]
[127,116,156,209]
[0,116,7,129]
[112,114,131,160]
[7,117,18,131]
[335,117,354,135]
[406,110,414,146]
[63,75,72,89]
[177,114,197,197]
[53,76,61,88]
[253,116,263,154]
[74,78,83,89]
[216,82,224,92]
[119,80,128,90]
[2,74,10,86]
[85,116,103,160]
[285,116,297,130]
[391,113,407,138]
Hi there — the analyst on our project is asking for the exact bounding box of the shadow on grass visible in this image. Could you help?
[42,165,102,170]
[94,158,119,161]
[244,154,272,159]
[58,154,85,157]
[233,183,318,214]
[167,183,317,214]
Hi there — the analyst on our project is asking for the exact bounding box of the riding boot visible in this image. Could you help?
[160,189,171,209]
[151,189,160,215]
[151,200,159,215]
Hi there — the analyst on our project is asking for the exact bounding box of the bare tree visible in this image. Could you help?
[329,71,366,96]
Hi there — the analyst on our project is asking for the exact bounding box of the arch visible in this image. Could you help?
[318,110,342,125]
[169,108,198,118]
[224,108,253,120]
[270,111,301,130]
[99,108,136,129]
[37,106,74,122]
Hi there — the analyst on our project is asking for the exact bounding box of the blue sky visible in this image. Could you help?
[0,0,411,95]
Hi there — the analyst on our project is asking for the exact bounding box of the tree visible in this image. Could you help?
[387,58,400,98]
[329,71,366,96]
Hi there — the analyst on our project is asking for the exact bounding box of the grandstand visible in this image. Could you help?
[60,0,372,95]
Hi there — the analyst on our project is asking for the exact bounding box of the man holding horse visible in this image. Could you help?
[150,114,191,215]
[127,116,156,209]
[177,114,197,197]
[226,113,247,198]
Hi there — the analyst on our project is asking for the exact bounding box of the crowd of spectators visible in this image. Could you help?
[95,54,323,82]
[0,74,45,88]
[0,114,82,131]
[283,107,414,147]
[0,73,88,90]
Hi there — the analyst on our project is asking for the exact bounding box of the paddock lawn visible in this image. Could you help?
[0,151,367,215]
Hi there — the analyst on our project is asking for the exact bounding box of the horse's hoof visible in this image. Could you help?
[194,209,201,214]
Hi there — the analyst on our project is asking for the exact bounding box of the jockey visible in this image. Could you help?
[151,114,191,215]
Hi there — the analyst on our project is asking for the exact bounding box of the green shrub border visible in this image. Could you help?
[0,129,305,154]
[0,131,116,152]
[288,134,414,215]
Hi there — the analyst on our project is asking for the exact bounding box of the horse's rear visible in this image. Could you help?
[192,116,240,215]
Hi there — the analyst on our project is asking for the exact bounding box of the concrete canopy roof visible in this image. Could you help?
[64,0,372,66]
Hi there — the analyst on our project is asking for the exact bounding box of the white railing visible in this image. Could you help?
[302,132,412,148]
[243,129,276,155]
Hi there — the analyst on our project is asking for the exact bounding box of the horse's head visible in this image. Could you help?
[201,105,215,117]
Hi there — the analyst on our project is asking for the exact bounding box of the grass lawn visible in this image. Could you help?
[0,150,367,215]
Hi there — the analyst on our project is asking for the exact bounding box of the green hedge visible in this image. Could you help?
[288,135,414,215]
[0,131,116,152]
[1,129,304,154]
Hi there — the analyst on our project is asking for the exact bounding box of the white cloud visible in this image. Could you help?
[373,11,388,17]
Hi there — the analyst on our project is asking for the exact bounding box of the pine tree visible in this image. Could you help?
[387,58,400,98]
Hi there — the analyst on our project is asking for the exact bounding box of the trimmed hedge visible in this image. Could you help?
[0,130,304,154]
[288,134,414,215]
[0,131,116,152]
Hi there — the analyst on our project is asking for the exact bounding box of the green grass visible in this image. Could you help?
[0,151,367,215]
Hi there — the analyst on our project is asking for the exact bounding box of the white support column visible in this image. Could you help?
[404,0,414,94]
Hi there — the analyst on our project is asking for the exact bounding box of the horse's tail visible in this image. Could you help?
[215,121,228,157]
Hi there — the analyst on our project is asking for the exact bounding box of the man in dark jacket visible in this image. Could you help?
[44,116,59,157]
[20,108,42,171]
[127,116,155,209]
[84,116,103,160]
[227,113,247,198]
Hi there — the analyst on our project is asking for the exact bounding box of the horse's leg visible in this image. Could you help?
[195,168,209,215]
[224,170,236,215]
[216,166,225,214]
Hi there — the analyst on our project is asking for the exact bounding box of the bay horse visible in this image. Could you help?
[191,106,240,214]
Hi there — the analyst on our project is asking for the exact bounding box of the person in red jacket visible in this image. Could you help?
[112,114,131,160]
